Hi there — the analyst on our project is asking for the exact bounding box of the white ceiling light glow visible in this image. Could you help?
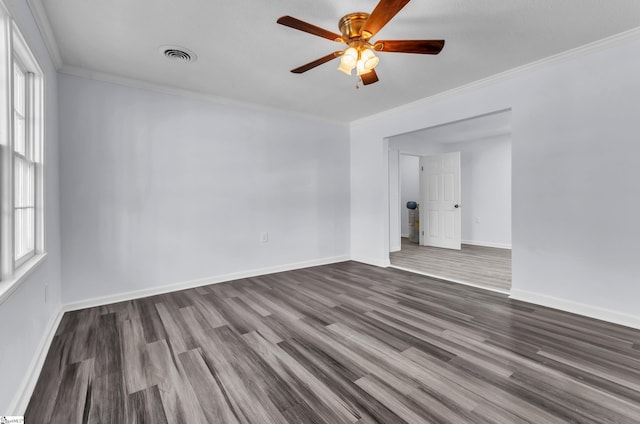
[337,46,379,77]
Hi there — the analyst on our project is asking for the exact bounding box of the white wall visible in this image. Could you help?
[0,0,62,413]
[399,155,419,237]
[351,31,640,327]
[58,74,350,305]
[457,136,511,247]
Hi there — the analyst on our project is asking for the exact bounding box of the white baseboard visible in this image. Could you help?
[509,289,640,330]
[462,240,512,249]
[351,255,391,268]
[9,305,64,415]
[64,255,351,312]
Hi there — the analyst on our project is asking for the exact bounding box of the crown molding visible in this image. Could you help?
[58,64,348,126]
[352,26,640,127]
[25,0,62,69]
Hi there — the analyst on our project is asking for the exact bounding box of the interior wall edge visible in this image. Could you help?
[461,240,512,250]
[8,304,64,415]
[509,288,640,330]
[24,0,62,68]
[62,254,350,313]
[351,256,391,268]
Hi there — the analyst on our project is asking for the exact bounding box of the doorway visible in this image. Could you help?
[388,110,513,293]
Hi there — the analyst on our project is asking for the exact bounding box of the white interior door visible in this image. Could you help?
[420,152,461,250]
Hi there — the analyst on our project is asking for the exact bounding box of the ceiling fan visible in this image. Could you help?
[277,0,445,86]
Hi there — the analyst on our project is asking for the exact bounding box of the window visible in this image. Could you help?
[0,3,45,301]
[13,61,37,266]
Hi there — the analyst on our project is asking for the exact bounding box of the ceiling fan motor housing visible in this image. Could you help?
[339,13,371,40]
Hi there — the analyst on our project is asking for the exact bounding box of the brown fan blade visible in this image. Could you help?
[277,16,344,42]
[291,51,343,74]
[374,39,445,54]
[360,69,379,85]
[361,0,410,39]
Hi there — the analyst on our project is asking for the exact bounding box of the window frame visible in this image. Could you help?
[0,4,46,304]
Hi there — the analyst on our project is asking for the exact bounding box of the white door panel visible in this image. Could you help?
[420,152,461,250]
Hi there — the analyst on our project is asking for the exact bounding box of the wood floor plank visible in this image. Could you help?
[25,261,640,423]
[355,374,431,424]
[94,313,122,377]
[178,349,243,424]
[199,326,291,424]
[278,338,405,424]
[145,339,208,423]
[127,385,169,424]
[87,371,126,423]
[24,332,71,421]
[242,330,361,424]
[49,359,94,424]
[119,318,149,395]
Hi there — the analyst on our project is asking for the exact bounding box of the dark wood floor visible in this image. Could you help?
[26,262,640,423]
[391,238,512,293]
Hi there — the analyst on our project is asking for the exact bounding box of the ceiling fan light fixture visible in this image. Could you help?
[337,46,358,75]
[356,60,372,76]
[337,61,354,75]
[278,0,446,85]
[341,47,358,67]
[360,48,379,71]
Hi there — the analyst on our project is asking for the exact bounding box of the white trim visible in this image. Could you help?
[0,252,46,304]
[462,240,512,250]
[389,264,510,295]
[58,65,346,126]
[352,26,640,128]
[25,0,62,68]
[8,304,63,414]
[509,289,640,331]
[64,255,351,312]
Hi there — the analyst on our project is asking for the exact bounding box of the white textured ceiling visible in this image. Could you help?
[34,0,640,122]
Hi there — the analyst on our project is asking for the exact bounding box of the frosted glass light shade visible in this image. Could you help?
[356,60,373,76]
[360,48,379,70]
[341,47,358,68]
[337,61,353,75]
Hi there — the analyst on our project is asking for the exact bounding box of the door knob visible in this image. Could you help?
[454,204,459,208]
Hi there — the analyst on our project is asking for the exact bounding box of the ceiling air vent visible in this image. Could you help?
[160,45,197,63]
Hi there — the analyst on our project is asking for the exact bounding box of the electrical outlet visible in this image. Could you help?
[260,232,269,242]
